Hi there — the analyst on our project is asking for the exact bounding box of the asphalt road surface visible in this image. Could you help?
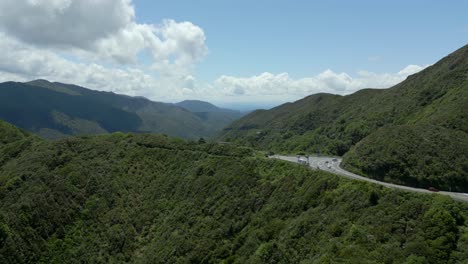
[271,155,468,203]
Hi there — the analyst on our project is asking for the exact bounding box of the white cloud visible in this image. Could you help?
[398,64,427,76]
[0,0,134,49]
[210,65,429,102]
[0,0,430,107]
[0,32,157,95]
[0,30,428,105]
[0,0,207,69]
[87,19,207,67]
[152,20,208,67]
[0,0,208,100]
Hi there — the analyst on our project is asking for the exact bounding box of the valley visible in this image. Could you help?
[0,2,466,262]
[0,120,467,263]
[0,45,466,263]
[221,44,468,193]
[0,80,245,139]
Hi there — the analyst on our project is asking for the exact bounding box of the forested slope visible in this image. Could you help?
[220,45,468,192]
[0,120,467,263]
[0,80,243,139]
[176,100,246,133]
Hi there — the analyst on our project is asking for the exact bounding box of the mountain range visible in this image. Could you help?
[0,41,467,263]
[0,80,245,139]
[220,44,468,192]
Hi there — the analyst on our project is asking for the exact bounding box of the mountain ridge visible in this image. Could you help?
[176,100,240,113]
[219,44,468,191]
[0,80,244,139]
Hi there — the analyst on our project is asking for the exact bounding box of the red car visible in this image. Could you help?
[428,187,439,192]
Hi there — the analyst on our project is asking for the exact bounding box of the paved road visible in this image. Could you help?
[271,155,468,203]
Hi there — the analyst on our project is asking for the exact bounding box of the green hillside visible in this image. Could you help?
[0,120,467,263]
[220,45,468,192]
[0,80,243,139]
[176,100,237,113]
[0,120,31,145]
[176,100,246,132]
[344,124,468,191]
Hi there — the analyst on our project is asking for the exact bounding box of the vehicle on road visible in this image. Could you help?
[332,158,338,162]
[298,157,308,165]
[270,155,468,203]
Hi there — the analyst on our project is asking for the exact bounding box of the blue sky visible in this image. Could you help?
[0,0,466,110]
[135,0,468,81]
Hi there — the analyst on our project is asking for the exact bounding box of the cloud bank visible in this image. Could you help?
[201,64,428,106]
[0,0,428,107]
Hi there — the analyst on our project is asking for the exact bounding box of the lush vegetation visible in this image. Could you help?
[0,80,244,140]
[220,45,468,192]
[343,124,468,192]
[0,120,467,263]
[176,100,245,133]
[0,81,141,136]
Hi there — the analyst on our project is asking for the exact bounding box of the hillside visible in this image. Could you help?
[176,100,236,113]
[0,80,243,139]
[0,120,467,263]
[219,45,468,192]
[176,100,246,132]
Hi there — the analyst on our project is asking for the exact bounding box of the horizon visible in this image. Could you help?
[0,0,466,107]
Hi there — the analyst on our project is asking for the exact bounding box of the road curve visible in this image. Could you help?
[271,155,468,203]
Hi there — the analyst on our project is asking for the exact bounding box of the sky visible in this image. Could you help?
[0,0,466,110]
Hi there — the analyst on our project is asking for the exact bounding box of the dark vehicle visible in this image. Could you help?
[428,187,439,192]
[332,158,338,162]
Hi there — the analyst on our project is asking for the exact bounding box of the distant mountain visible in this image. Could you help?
[0,80,243,139]
[220,44,468,192]
[176,100,246,132]
[176,100,235,113]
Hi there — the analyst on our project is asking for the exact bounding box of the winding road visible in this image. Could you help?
[271,155,468,203]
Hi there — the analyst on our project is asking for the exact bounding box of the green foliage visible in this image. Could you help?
[0,80,245,140]
[0,121,467,263]
[343,124,468,192]
[176,100,245,133]
[220,45,468,191]
[0,121,30,145]
[0,82,142,135]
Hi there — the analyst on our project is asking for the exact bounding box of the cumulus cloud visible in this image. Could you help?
[398,64,427,76]
[0,0,208,99]
[0,32,157,96]
[212,65,429,100]
[0,29,428,104]
[0,0,429,107]
[0,0,134,49]
[87,19,207,66]
[0,0,207,68]
[152,20,208,66]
